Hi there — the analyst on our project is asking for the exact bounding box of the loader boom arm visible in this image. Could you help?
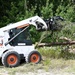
[0,16,47,32]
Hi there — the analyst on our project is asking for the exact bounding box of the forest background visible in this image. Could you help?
[0,0,75,43]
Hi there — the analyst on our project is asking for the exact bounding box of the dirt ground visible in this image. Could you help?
[0,59,75,75]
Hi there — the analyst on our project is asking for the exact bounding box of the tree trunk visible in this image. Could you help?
[38,41,75,47]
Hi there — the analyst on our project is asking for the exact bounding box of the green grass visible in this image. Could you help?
[38,46,75,59]
[0,46,75,75]
[1,58,75,75]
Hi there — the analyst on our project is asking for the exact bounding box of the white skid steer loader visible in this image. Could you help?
[0,16,48,67]
[0,15,63,67]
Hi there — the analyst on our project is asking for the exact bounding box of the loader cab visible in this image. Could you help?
[9,27,32,46]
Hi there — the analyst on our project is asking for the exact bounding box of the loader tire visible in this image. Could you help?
[28,51,41,64]
[2,51,20,67]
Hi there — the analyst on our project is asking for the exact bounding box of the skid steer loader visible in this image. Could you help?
[0,16,63,67]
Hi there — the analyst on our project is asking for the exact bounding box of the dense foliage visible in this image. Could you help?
[0,0,75,43]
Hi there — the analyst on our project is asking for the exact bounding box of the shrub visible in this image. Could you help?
[38,46,75,59]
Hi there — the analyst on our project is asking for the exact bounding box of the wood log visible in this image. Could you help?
[38,41,75,47]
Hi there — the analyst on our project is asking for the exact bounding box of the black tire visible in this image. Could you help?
[28,51,42,64]
[2,51,20,67]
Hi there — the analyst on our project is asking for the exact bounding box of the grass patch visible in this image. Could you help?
[0,47,75,75]
[38,47,61,59]
[0,58,75,75]
[38,46,75,59]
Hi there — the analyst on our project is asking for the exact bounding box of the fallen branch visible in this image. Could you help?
[38,41,75,47]
[59,37,72,42]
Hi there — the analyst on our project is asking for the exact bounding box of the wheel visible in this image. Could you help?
[28,51,42,64]
[2,51,20,67]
